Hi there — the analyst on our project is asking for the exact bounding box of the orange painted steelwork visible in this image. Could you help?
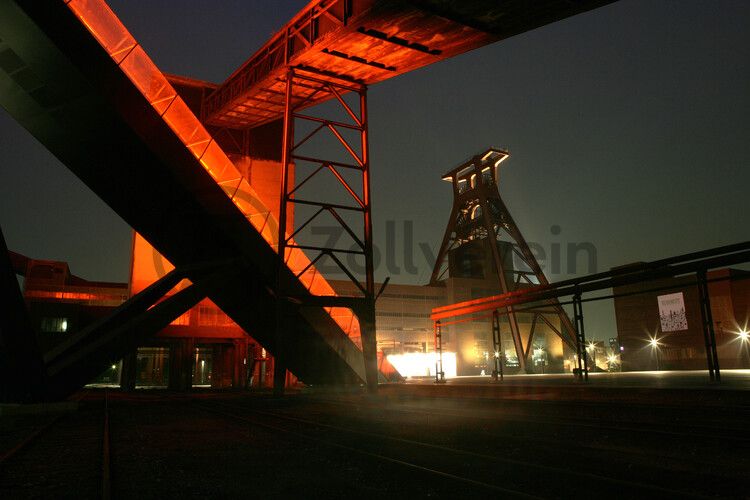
[202,0,615,129]
[431,287,550,323]
[203,0,497,128]
[66,0,365,348]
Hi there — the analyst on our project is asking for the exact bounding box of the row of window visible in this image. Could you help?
[378,311,432,319]
[380,293,442,302]
[40,317,68,333]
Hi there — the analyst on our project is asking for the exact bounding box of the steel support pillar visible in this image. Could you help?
[358,304,379,393]
[491,310,504,382]
[277,67,377,393]
[572,292,589,381]
[697,270,720,382]
[433,320,446,383]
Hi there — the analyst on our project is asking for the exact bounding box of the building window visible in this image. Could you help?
[41,317,68,332]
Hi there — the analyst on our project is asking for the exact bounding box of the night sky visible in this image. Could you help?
[1,0,749,339]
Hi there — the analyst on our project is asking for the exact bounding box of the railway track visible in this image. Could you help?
[0,391,111,499]
[291,394,750,477]
[2,389,747,497]
[195,397,739,498]
[299,392,750,440]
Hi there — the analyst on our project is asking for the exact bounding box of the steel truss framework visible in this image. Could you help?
[433,242,750,382]
[276,67,378,393]
[430,148,577,373]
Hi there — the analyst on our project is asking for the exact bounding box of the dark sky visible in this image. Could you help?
[1,1,749,339]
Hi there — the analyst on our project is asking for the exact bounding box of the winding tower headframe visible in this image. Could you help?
[430,148,577,371]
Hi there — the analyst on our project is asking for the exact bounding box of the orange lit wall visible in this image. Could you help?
[229,155,293,229]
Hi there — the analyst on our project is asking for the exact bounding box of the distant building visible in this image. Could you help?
[20,254,272,391]
[614,267,750,371]
[330,240,568,378]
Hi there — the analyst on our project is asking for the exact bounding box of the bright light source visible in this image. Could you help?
[648,335,661,348]
[607,354,617,364]
[587,341,596,351]
[111,364,116,370]
[387,352,457,378]
[494,351,500,358]
[739,330,750,342]
[61,319,68,332]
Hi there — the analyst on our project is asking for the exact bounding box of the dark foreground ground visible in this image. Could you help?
[2,372,750,499]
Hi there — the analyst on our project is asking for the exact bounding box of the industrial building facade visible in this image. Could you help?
[18,242,749,387]
[19,240,569,390]
[614,267,750,371]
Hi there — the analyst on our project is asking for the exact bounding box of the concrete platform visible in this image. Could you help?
[405,369,750,389]
[386,369,750,407]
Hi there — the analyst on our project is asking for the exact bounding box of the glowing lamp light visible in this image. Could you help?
[607,354,618,364]
[587,341,596,351]
[739,330,750,342]
[647,335,661,348]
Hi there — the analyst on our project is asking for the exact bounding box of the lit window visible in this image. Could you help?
[41,317,69,333]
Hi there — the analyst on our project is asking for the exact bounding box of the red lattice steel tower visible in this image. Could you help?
[276,68,378,393]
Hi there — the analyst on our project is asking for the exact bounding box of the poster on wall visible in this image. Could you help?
[657,292,688,332]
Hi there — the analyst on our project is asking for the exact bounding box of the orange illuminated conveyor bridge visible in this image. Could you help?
[0,0,381,396]
[0,0,615,400]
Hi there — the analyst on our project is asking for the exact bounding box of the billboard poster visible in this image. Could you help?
[657,292,688,332]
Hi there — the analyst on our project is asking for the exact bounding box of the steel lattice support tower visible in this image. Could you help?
[430,148,577,372]
[276,68,378,393]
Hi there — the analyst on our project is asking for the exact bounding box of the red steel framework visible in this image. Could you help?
[277,67,378,393]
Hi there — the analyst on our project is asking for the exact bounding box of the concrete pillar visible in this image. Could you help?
[168,339,194,391]
[211,344,235,389]
[233,340,248,389]
[119,349,137,391]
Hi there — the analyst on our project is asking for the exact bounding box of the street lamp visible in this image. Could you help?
[738,329,750,367]
[648,335,662,371]
[587,341,597,370]
[606,353,619,372]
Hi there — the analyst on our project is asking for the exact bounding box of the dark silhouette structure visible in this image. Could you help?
[0,0,614,401]
[430,148,577,373]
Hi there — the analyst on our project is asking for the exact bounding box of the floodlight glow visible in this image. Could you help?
[387,352,457,378]
[607,354,617,364]
[738,330,749,342]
